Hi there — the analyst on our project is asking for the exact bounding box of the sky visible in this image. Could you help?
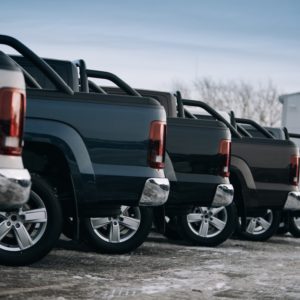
[0,0,300,94]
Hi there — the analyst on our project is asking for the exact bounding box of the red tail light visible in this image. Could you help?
[148,121,166,169]
[219,139,231,177]
[0,88,26,156]
[290,155,300,186]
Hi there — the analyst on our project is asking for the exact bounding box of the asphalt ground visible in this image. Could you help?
[1,233,300,300]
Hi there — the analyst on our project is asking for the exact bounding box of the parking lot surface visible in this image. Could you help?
[1,233,300,300]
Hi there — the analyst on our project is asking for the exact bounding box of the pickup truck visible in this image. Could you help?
[0,52,31,211]
[0,35,170,265]
[14,57,236,247]
[283,132,300,237]
[85,83,237,246]
[243,124,300,238]
[183,96,300,241]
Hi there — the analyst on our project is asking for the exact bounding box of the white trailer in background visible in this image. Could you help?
[280,92,300,148]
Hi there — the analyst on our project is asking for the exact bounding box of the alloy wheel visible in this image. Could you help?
[244,210,273,235]
[89,206,141,243]
[0,191,48,251]
[186,206,227,238]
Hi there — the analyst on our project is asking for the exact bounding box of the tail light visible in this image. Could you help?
[290,155,300,186]
[0,88,26,156]
[218,139,231,177]
[148,120,166,169]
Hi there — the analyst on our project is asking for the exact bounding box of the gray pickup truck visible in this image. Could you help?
[183,96,300,241]
[0,35,170,265]
[0,52,31,211]
[102,88,236,247]
[241,125,300,238]
[14,56,237,247]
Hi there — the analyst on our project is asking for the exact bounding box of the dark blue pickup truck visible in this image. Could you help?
[0,36,170,265]
[14,56,237,248]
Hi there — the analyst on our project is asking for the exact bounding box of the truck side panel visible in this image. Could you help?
[25,90,166,207]
[166,117,231,207]
[232,138,299,209]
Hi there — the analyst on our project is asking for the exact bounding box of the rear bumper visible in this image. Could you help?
[139,178,170,206]
[211,184,234,207]
[0,169,31,210]
[283,191,300,211]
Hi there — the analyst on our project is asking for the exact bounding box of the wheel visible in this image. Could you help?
[81,206,153,254]
[0,174,62,266]
[288,212,300,237]
[164,216,182,240]
[176,203,237,247]
[236,209,281,241]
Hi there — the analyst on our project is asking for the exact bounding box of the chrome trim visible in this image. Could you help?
[211,184,234,207]
[0,169,31,210]
[139,178,170,206]
[283,191,300,211]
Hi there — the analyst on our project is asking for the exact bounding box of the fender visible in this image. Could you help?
[230,156,258,228]
[230,156,256,190]
[25,118,94,177]
[164,151,177,182]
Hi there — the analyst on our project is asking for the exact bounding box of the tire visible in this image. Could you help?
[276,212,289,235]
[176,203,238,247]
[236,209,281,241]
[288,212,300,238]
[0,174,62,266]
[164,216,182,240]
[81,206,153,254]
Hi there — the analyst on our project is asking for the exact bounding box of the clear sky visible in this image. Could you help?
[1,0,299,93]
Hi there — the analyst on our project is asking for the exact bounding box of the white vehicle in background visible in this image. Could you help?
[0,51,31,210]
[280,92,300,148]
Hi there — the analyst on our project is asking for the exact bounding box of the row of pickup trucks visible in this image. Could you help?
[0,35,299,266]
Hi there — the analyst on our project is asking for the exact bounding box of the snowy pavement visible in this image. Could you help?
[1,233,300,299]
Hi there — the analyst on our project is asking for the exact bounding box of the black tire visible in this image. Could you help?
[0,174,62,266]
[236,209,281,241]
[288,212,300,238]
[81,206,153,254]
[276,212,289,235]
[164,216,182,240]
[176,203,238,247]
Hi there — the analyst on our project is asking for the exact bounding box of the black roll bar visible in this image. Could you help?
[236,124,253,138]
[73,59,89,92]
[88,80,107,94]
[16,63,42,89]
[175,93,242,138]
[86,69,141,97]
[236,118,274,139]
[0,35,73,95]
[176,91,185,118]
[289,133,300,139]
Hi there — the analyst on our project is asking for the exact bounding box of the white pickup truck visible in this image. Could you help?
[0,51,31,210]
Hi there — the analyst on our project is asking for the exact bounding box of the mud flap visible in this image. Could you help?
[153,206,166,233]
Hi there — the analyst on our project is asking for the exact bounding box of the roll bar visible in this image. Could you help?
[175,92,242,138]
[0,35,73,95]
[236,118,274,139]
[236,124,253,138]
[86,69,141,97]
[73,59,89,92]
[176,91,185,118]
[88,80,107,94]
[289,133,300,139]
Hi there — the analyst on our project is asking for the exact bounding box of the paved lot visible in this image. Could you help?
[1,233,300,300]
